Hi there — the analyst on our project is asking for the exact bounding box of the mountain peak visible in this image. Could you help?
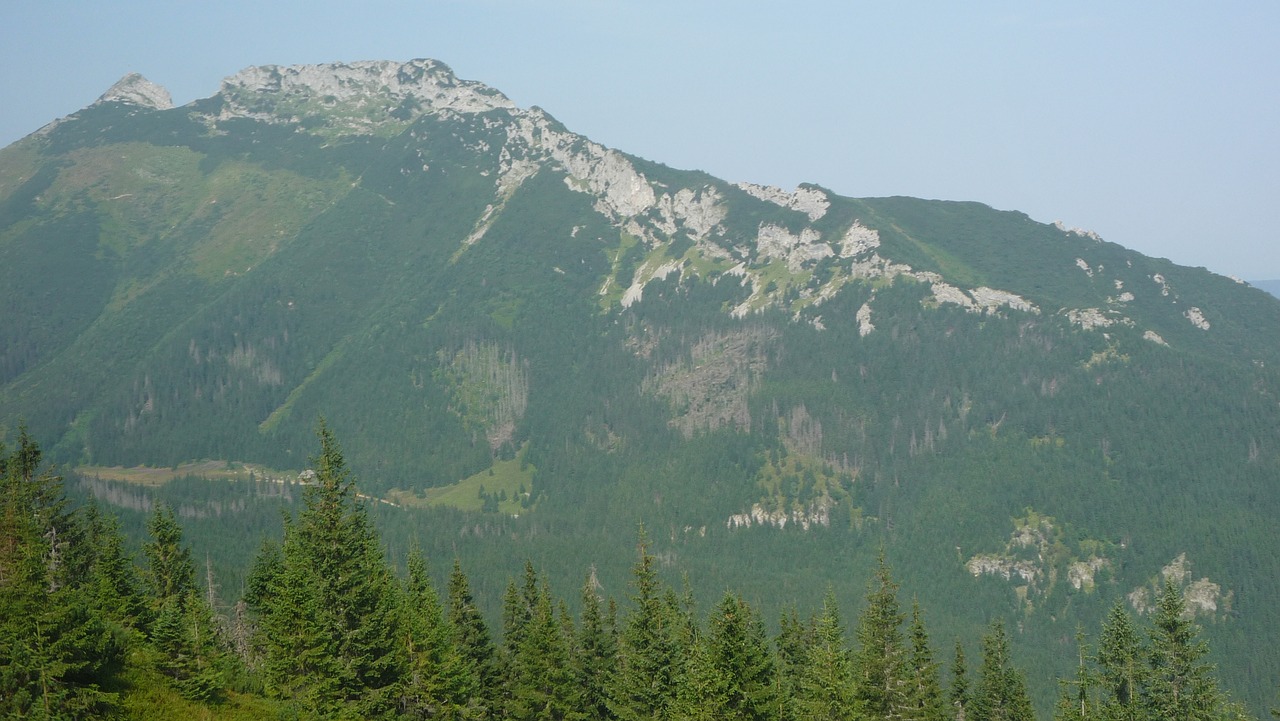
[214,59,515,132]
[94,72,173,110]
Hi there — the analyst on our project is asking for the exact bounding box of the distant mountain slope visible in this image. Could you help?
[1251,279,1280,298]
[4,60,1280,715]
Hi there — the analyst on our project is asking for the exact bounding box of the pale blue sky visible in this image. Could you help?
[4,1,1278,279]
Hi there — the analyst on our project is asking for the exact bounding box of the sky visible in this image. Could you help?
[4,1,1279,280]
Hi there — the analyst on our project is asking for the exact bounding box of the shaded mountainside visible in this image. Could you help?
[3,60,1280,714]
[1251,279,1280,298]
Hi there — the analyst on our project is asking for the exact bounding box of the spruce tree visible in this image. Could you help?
[142,501,196,612]
[1052,630,1100,721]
[399,549,471,720]
[704,592,781,721]
[970,620,1034,721]
[906,599,948,721]
[143,502,228,701]
[82,505,146,635]
[792,588,858,721]
[951,640,970,721]
[574,574,618,721]
[240,538,284,672]
[506,579,582,721]
[151,587,228,701]
[1142,579,1223,721]
[852,554,911,720]
[775,604,814,705]
[448,558,500,718]
[668,629,723,721]
[607,528,680,721]
[257,420,405,718]
[0,429,118,719]
[1095,602,1147,721]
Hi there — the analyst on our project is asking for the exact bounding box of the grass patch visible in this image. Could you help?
[388,445,534,514]
[74,460,296,486]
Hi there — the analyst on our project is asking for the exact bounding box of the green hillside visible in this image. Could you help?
[3,60,1280,716]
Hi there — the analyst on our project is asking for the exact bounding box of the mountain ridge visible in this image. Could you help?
[3,58,1280,714]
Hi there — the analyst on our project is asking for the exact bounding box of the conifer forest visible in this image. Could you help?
[1,424,1267,720]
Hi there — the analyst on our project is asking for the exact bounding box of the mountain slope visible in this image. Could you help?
[3,60,1280,714]
[1252,279,1280,298]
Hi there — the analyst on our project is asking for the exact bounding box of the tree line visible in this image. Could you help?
[1,423,1268,720]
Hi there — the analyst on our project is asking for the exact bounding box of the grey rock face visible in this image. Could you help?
[95,73,173,110]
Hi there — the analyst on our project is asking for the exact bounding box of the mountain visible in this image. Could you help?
[1251,279,1280,298]
[4,59,1280,713]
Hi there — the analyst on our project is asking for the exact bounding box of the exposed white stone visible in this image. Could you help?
[838,221,881,258]
[1128,587,1151,614]
[501,109,657,220]
[1186,578,1222,615]
[1161,553,1190,585]
[1153,273,1171,297]
[735,182,830,221]
[930,281,975,310]
[95,73,173,110]
[220,59,514,117]
[621,258,682,308]
[1185,306,1211,330]
[655,186,728,241]
[1067,308,1114,330]
[971,287,1037,314]
[1131,554,1226,618]
[1054,220,1103,241]
[1075,258,1093,277]
[462,157,539,248]
[856,301,875,337]
[1143,330,1169,346]
[755,223,815,258]
[726,498,832,531]
[1068,557,1110,591]
[965,555,1041,586]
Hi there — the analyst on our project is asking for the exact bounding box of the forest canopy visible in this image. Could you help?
[1,425,1266,720]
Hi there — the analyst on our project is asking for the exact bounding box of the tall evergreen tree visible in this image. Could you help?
[143,502,228,701]
[970,620,1034,721]
[0,429,118,719]
[399,549,472,720]
[82,505,146,635]
[1142,579,1223,721]
[506,578,582,721]
[607,528,680,721]
[852,554,911,720]
[240,538,283,672]
[775,604,814,708]
[1052,630,1101,721]
[574,573,617,721]
[448,558,500,719]
[256,420,405,718]
[671,624,731,721]
[704,592,781,721]
[1095,602,1147,721]
[906,599,948,721]
[951,640,970,721]
[792,588,858,721]
[150,587,228,702]
[142,501,196,612]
